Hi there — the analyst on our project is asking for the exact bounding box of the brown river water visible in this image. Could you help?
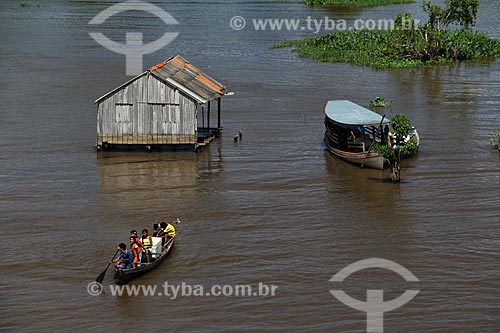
[1,0,500,332]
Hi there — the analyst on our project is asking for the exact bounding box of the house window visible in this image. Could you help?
[115,104,132,122]
[168,107,178,123]
[149,103,179,123]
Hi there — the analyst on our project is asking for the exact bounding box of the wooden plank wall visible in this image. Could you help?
[97,73,198,145]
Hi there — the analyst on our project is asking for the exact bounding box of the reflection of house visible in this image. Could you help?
[97,153,198,209]
[95,55,228,151]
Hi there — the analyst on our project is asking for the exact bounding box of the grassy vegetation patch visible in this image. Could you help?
[305,0,414,7]
[274,27,500,69]
[275,1,500,69]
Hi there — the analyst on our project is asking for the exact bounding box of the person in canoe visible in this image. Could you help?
[130,230,144,248]
[157,221,176,245]
[141,229,153,263]
[129,236,141,268]
[111,243,133,269]
[130,230,145,263]
[152,223,161,237]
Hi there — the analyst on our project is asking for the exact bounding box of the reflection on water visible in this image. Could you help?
[97,152,200,208]
[324,151,398,196]
[316,4,368,17]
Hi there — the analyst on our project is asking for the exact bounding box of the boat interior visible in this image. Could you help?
[325,120,385,153]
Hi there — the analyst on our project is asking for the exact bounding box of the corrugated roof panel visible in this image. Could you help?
[148,60,168,71]
[196,75,224,94]
[149,55,226,103]
[155,68,213,101]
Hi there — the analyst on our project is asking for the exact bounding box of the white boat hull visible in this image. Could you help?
[325,145,386,169]
[324,132,386,170]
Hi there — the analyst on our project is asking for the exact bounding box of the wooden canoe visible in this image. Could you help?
[113,236,175,284]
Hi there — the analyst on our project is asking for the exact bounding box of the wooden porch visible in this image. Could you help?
[196,127,222,148]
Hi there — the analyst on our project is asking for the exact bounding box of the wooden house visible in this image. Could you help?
[95,55,228,151]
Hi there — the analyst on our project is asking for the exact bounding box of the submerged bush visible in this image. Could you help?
[275,28,500,69]
[304,0,414,6]
[490,129,500,150]
[372,142,396,160]
[391,113,411,143]
[400,138,419,157]
[370,97,392,108]
[274,27,500,69]
[371,113,418,160]
[275,1,500,69]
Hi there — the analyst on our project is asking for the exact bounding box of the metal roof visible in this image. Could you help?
[95,55,227,104]
[149,55,226,103]
[324,100,390,126]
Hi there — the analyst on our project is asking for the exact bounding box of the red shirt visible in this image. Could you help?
[130,243,141,258]
[132,236,143,248]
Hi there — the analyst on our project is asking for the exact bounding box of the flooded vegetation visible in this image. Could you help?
[305,0,414,6]
[490,129,500,150]
[276,0,500,68]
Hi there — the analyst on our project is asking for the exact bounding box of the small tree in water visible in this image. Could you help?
[490,129,500,151]
[396,0,482,64]
[423,0,479,30]
[373,113,418,182]
[389,114,411,182]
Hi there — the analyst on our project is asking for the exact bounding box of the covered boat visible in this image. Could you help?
[114,236,175,284]
[324,100,394,170]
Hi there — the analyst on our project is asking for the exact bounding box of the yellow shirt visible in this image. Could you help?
[164,223,176,237]
[142,237,152,248]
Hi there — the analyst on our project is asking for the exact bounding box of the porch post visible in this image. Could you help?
[217,97,221,130]
[207,101,211,135]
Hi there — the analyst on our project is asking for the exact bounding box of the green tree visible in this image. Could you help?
[490,129,500,150]
[424,0,479,30]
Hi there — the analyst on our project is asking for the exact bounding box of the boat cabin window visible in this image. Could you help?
[325,118,385,153]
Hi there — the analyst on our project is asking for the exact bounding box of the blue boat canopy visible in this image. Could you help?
[325,100,391,126]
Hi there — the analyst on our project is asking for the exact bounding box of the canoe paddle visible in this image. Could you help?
[96,249,119,284]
